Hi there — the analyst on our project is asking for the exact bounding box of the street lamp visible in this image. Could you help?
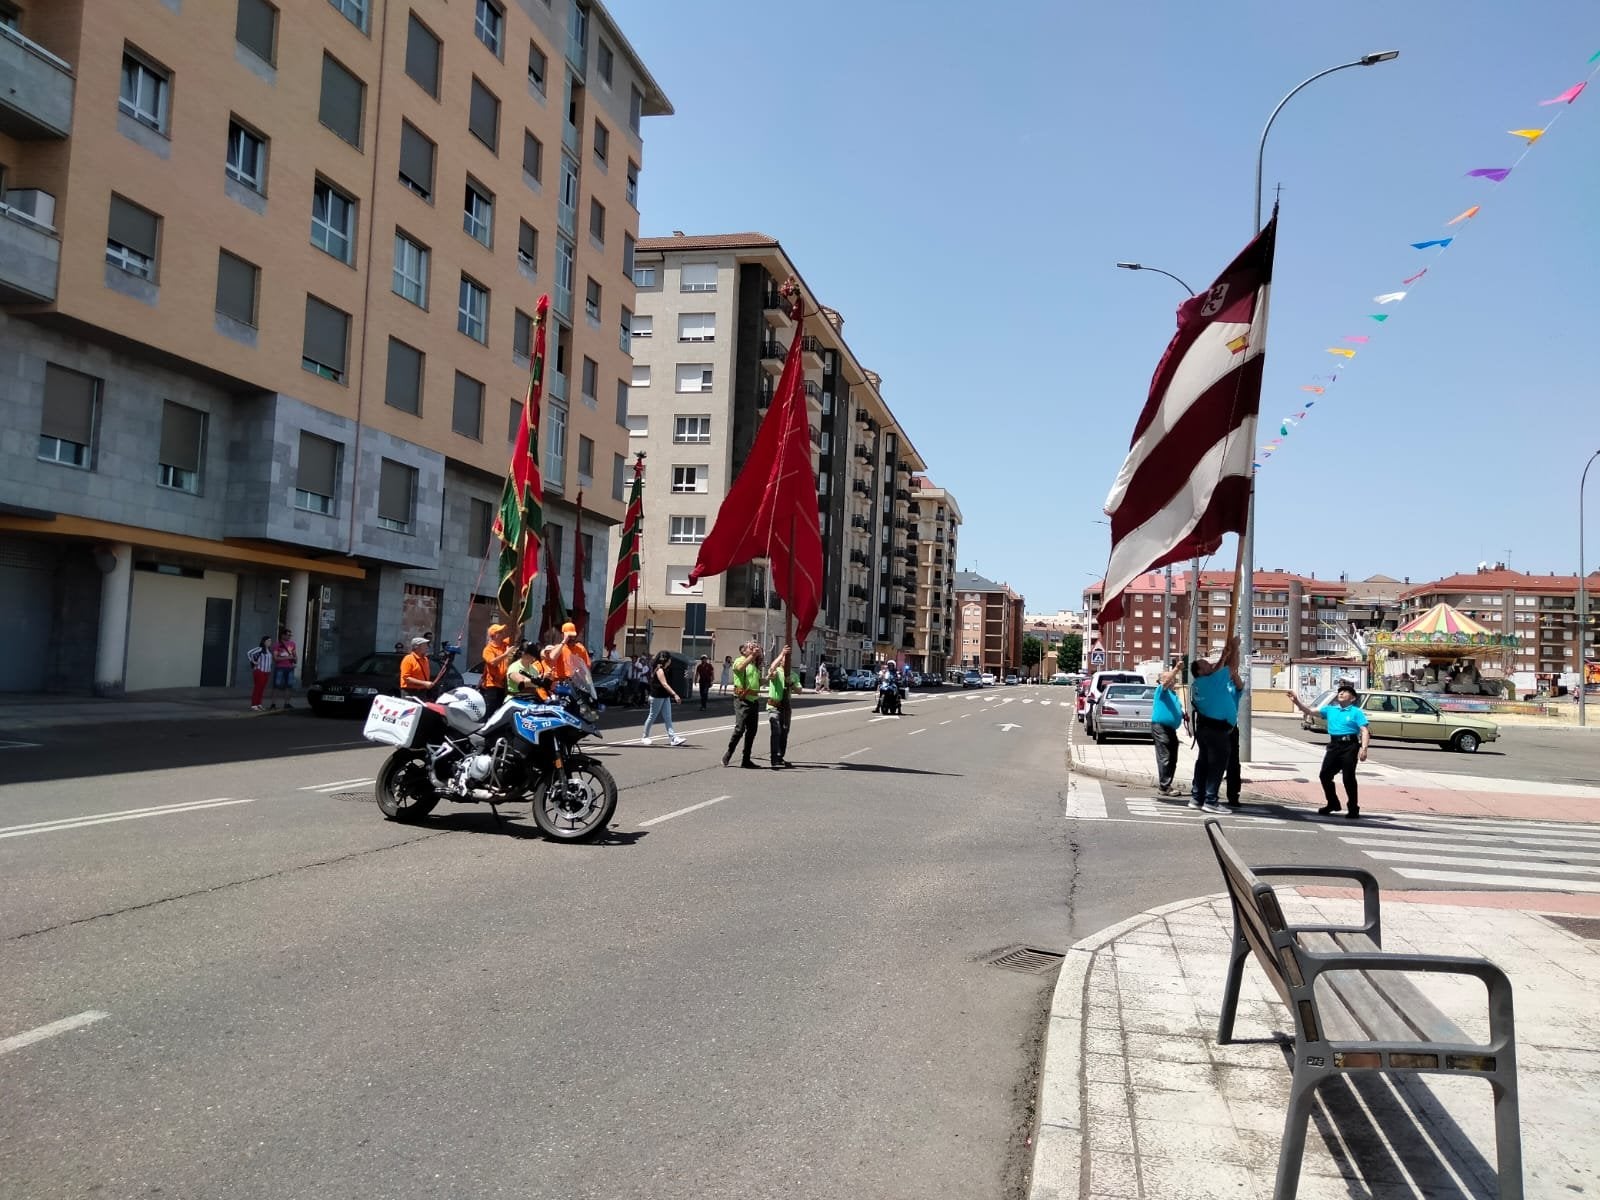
[1237,49,1401,759]
[1581,449,1600,726]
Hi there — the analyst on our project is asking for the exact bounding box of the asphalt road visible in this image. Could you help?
[1,686,1073,1200]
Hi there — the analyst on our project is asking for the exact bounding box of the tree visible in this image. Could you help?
[1056,633,1083,673]
[1022,635,1044,669]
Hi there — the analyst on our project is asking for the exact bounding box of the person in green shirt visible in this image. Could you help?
[722,641,765,768]
[766,645,799,769]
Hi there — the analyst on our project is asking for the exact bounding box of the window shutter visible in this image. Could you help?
[319,55,364,146]
[159,401,204,472]
[377,459,413,523]
[236,0,277,61]
[518,222,536,261]
[522,131,542,179]
[513,310,531,358]
[41,365,97,444]
[468,79,499,149]
[296,432,338,495]
[215,251,257,324]
[385,338,422,413]
[404,16,439,96]
[452,372,483,439]
[399,122,434,194]
[108,196,158,257]
[303,297,349,373]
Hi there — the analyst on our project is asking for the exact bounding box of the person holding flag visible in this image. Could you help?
[766,645,798,769]
[546,621,590,683]
[722,642,765,769]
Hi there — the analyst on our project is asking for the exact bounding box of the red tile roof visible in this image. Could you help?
[636,232,780,252]
[1402,569,1600,599]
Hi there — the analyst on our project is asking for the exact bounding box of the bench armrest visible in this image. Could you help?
[1251,865,1381,941]
[1301,951,1516,1048]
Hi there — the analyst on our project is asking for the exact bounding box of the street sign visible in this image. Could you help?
[1089,647,1106,667]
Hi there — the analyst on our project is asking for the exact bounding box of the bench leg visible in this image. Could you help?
[1217,928,1251,1044]
[1491,1078,1523,1199]
[1273,1071,1321,1200]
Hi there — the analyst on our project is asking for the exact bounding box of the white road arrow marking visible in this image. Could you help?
[998,723,1022,732]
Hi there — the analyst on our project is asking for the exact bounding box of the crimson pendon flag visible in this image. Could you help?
[1099,211,1278,625]
[494,295,549,623]
[686,280,824,644]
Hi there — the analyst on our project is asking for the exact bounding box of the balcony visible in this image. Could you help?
[548,369,569,403]
[0,198,60,303]
[803,381,823,406]
[901,633,916,650]
[552,282,573,321]
[759,340,786,371]
[799,334,824,369]
[850,515,869,531]
[847,620,867,635]
[897,460,911,475]
[899,548,916,564]
[0,26,74,140]
[895,488,911,502]
[907,503,921,517]
[853,444,872,463]
[848,584,869,601]
[557,199,577,238]
[565,25,587,73]
[855,407,870,426]
[906,527,919,540]
[893,517,909,530]
[763,288,794,324]
[849,550,868,567]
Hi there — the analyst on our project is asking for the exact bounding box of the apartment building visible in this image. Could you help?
[1400,565,1600,687]
[909,476,960,677]
[626,232,927,674]
[0,0,668,693]
[953,570,1023,677]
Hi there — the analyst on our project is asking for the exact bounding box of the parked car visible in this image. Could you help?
[980,672,997,687]
[1050,672,1073,686]
[1004,673,1020,685]
[845,669,877,690]
[961,670,982,689]
[1082,670,1146,735]
[306,652,464,717]
[1300,689,1500,753]
[1093,683,1157,743]
[590,657,636,706]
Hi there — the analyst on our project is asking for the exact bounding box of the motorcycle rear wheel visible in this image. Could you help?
[376,751,441,822]
[529,759,618,842]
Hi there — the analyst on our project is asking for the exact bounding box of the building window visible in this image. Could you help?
[584,276,601,322]
[302,295,350,383]
[546,403,567,489]
[630,364,650,388]
[328,0,366,29]
[675,364,713,393]
[463,179,494,246]
[528,41,547,94]
[468,77,500,151]
[629,85,643,134]
[589,197,605,243]
[612,453,627,501]
[510,311,535,363]
[474,0,504,56]
[106,194,159,280]
[554,235,575,312]
[631,313,653,339]
[396,121,435,200]
[512,222,537,275]
[318,54,365,148]
[566,358,590,406]
[236,0,278,64]
[377,458,416,533]
[119,48,170,132]
[523,130,543,182]
[669,516,707,544]
[672,466,708,494]
[596,37,614,86]
[626,413,647,438]
[618,306,632,353]
[577,434,593,479]
[615,380,629,427]
[679,262,717,293]
[624,161,640,209]
[157,400,205,494]
[215,250,259,326]
[508,398,524,443]
[392,232,429,307]
[673,415,711,444]
[677,312,715,342]
[466,496,494,557]
[452,372,484,440]
[385,337,423,414]
[592,119,609,166]
[295,432,339,514]
[311,178,356,264]
[403,13,440,97]
[225,119,267,192]
[38,365,99,469]
[458,276,489,343]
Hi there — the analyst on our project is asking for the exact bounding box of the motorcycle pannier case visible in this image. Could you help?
[363,694,430,747]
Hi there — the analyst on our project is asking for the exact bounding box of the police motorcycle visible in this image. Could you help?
[362,660,617,842]
[876,673,903,717]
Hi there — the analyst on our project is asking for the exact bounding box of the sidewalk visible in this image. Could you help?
[0,686,266,733]
[1031,889,1600,1199]
[1070,722,1600,824]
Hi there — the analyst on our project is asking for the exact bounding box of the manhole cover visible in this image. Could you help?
[1544,914,1600,941]
[989,946,1066,974]
[328,791,375,803]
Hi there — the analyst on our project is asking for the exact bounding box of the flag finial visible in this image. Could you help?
[779,276,803,322]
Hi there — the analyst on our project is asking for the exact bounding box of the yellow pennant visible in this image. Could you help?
[1507,128,1545,144]
[1325,347,1356,358]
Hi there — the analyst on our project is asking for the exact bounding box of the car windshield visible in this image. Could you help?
[1105,685,1155,701]
[343,654,403,675]
[964,672,981,681]
[590,659,627,681]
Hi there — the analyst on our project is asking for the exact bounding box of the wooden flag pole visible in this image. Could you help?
[631,452,645,657]
[785,515,796,656]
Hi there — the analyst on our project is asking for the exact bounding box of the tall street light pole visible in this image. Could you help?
[1581,449,1600,727]
[1237,48,1400,760]
[1116,262,1200,676]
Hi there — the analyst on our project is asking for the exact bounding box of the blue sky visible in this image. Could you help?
[608,1,1599,612]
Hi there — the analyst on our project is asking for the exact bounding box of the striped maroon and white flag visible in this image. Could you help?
[1098,214,1278,624]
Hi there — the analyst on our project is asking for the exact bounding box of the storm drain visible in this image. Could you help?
[988,946,1066,974]
[329,791,376,803]
[1544,914,1600,941]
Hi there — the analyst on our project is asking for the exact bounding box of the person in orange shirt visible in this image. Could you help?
[479,623,514,713]
[545,621,591,683]
[399,636,440,695]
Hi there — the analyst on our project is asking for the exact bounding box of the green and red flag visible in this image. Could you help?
[604,458,644,652]
[494,295,549,623]
[538,534,567,638]
[570,491,588,634]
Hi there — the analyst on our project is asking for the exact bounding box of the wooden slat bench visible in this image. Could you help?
[1204,819,1522,1199]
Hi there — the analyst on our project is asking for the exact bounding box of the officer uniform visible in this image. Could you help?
[1317,701,1369,817]
[1188,668,1239,810]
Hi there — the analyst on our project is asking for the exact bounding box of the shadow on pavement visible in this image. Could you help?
[420,809,649,847]
[828,762,964,777]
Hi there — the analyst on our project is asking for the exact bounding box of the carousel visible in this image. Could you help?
[1367,603,1520,696]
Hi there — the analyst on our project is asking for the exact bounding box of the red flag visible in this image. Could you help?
[604,459,643,652]
[686,282,824,643]
[1099,213,1278,625]
[493,296,548,622]
[538,536,567,639]
[571,492,588,633]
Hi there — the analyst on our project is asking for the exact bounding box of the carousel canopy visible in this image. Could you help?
[1396,603,1491,638]
[1371,602,1518,651]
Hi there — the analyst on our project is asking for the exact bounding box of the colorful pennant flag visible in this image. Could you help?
[1446,206,1480,225]
[1466,167,1512,182]
[603,458,644,652]
[495,297,548,623]
[1301,385,1325,394]
[1369,314,1390,322]
[1539,82,1587,105]
[1507,128,1545,143]
[1341,336,1369,344]
[1410,238,1454,250]
[1325,347,1356,358]
[1373,292,1407,304]
[1401,268,1429,285]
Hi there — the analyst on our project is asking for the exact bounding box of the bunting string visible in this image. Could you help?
[1253,52,1597,472]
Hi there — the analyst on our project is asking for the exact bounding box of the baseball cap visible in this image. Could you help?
[411,635,430,647]
[488,623,507,636]
[561,621,578,635]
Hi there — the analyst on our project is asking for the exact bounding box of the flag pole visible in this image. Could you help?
[786,516,796,656]
[631,451,645,657]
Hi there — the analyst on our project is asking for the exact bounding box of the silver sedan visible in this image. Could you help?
[1093,684,1157,743]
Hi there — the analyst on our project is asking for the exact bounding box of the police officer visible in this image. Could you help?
[1288,682,1370,818]
[722,641,765,768]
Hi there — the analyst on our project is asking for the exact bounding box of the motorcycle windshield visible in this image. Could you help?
[566,660,598,702]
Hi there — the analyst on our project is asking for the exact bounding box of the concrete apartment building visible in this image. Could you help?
[626,232,929,674]
[953,570,1023,678]
[0,0,668,693]
[909,476,960,677]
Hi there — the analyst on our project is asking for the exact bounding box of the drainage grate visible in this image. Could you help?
[988,946,1066,974]
[1544,914,1600,941]
[328,791,376,803]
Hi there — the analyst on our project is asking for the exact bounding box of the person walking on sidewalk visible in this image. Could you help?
[722,642,764,768]
[718,654,733,696]
[268,626,298,709]
[766,645,798,769]
[1287,682,1369,818]
[1187,635,1241,813]
[247,636,273,710]
[1151,667,1186,794]
[695,654,715,710]
[641,650,687,747]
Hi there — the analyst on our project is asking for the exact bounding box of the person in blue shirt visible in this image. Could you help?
[1288,682,1370,818]
[1150,667,1187,794]
[1187,635,1242,813]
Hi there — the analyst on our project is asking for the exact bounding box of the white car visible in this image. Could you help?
[981,672,997,687]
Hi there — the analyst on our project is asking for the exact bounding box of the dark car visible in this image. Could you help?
[306,652,464,717]
[589,657,635,706]
[961,670,982,688]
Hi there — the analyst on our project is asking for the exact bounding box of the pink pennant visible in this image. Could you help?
[1539,81,1587,106]
[1301,385,1325,394]
[1341,336,1369,344]
[1401,267,1429,286]
[1294,411,1307,420]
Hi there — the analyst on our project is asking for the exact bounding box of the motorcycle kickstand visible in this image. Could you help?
[487,800,505,828]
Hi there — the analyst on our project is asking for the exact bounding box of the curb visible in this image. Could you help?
[1064,729,1299,807]
[1028,893,1227,1200]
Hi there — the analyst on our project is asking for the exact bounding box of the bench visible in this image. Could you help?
[1204,819,1522,1199]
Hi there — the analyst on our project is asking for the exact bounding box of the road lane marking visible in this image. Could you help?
[638,795,732,827]
[960,713,971,718]
[0,1010,109,1057]
[1334,825,1600,848]
[0,740,42,750]
[1364,851,1600,876]
[839,747,870,760]
[1065,777,1107,820]
[939,720,952,726]
[1342,837,1600,861]
[1394,868,1600,893]
[0,799,254,840]
[1040,701,1052,706]
[290,740,368,751]
[868,715,899,723]
[907,728,926,736]
[298,777,372,791]
[305,779,374,793]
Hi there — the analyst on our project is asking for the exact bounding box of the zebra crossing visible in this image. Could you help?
[1330,812,1600,893]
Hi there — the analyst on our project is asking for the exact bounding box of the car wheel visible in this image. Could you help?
[1094,727,1106,745]
[1451,730,1481,753]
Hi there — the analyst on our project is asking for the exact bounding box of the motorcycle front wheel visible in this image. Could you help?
[375,751,441,822]
[529,758,618,842]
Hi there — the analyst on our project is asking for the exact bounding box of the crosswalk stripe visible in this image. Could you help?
[1394,868,1600,894]
[1039,700,1051,706]
[1386,813,1600,839]
[1364,851,1600,877]
[1337,825,1600,849]
[1066,777,1107,820]
[298,777,372,791]
[1342,837,1600,862]
[307,779,374,793]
